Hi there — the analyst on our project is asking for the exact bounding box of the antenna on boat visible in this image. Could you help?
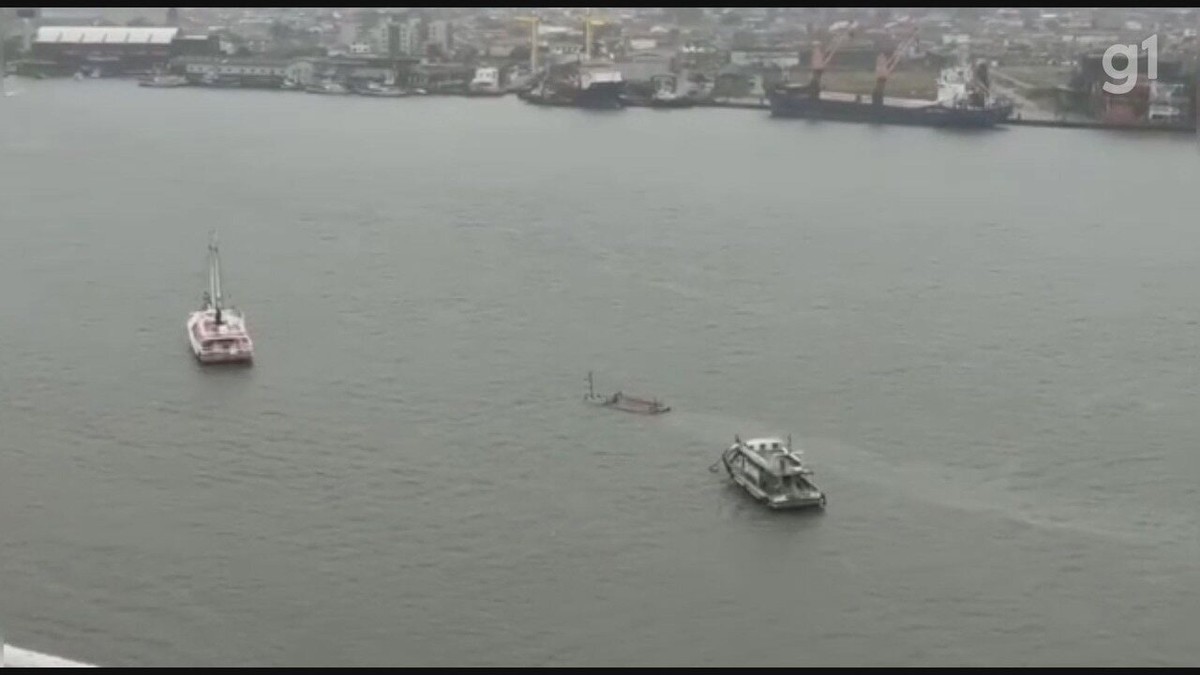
[587,371,595,399]
[208,230,223,325]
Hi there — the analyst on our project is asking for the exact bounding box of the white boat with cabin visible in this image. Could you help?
[468,67,504,96]
[714,435,826,509]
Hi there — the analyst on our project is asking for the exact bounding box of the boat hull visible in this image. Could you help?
[356,90,407,97]
[769,91,1013,128]
[584,395,670,415]
[466,86,506,97]
[726,469,826,510]
[649,98,696,109]
[520,82,625,109]
[139,80,188,88]
[187,311,254,365]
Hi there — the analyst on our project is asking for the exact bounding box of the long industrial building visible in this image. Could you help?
[28,26,216,77]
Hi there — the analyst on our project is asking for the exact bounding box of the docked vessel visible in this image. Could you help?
[714,435,826,510]
[517,13,624,109]
[520,60,625,109]
[769,86,1012,128]
[467,67,504,96]
[648,89,696,109]
[196,71,241,88]
[305,79,351,95]
[584,371,670,415]
[186,232,254,365]
[770,26,1012,128]
[354,80,407,97]
[138,73,188,88]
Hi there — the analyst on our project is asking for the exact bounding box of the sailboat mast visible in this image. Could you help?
[208,232,223,319]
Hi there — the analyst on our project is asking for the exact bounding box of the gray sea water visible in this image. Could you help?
[1,79,1198,667]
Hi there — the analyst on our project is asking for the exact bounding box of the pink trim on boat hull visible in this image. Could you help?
[196,351,253,364]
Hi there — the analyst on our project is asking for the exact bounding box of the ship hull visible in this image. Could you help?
[769,91,1012,128]
[520,82,624,110]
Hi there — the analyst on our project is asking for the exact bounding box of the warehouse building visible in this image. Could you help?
[31,26,181,76]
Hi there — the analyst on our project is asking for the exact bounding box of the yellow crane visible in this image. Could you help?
[581,9,611,62]
[515,15,540,73]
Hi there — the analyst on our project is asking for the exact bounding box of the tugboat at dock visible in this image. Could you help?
[467,67,505,96]
[713,435,826,510]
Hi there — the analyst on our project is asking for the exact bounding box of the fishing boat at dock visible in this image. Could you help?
[713,435,826,510]
[584,371,670,415]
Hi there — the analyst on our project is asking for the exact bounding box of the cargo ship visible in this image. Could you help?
[770,26,1012,128]
[769,61,1014,128]
[517,13,624,109]
[519,59,625,109]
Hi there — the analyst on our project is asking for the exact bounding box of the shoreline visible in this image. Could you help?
[14,76,1197,135]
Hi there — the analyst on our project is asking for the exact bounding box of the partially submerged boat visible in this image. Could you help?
[186,232,254,365]
[714,435,826,509]
[584,371,670,415]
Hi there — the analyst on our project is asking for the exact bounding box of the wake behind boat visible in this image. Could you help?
[186,232,253,365]
[583,371,670,415]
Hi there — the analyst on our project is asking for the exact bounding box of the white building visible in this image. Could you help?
[399,18,423,56]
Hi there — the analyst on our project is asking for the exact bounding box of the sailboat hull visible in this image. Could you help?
[187,310,254,364]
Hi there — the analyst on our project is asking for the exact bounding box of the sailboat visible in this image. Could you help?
[186,232,254,364]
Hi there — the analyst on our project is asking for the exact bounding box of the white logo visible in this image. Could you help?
[1102,34,1158,94]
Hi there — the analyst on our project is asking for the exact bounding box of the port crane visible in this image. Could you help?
[514,15,541,74]
[806,21,857,95]
[581,9,610,62]
[872,24,919,106]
